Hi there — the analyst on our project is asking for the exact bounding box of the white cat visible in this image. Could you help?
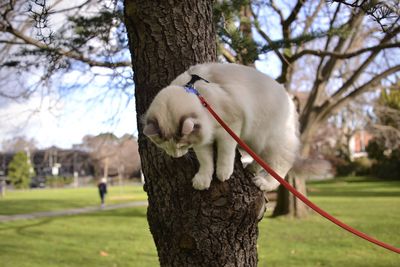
[143,63,300,191]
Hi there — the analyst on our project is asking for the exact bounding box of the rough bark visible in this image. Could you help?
[124,1,265,266]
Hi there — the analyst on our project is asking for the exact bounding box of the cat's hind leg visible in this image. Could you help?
[252,175,281,192]
[245,160,262,175]
[244,152,282,191]
[251,146,296,192]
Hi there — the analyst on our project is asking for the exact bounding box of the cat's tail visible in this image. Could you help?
[288,158,333,181]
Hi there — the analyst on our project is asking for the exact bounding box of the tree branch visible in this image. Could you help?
[219,44,236,63]
[300,8,364,132]
[302,0,324,36]
[0,39,25,45]
[250,5,289,66]
[5,25,131,68]
[331,0,400,32]
[329,26,400,101]
[47,0,92,15]
[319,65,400,122]
[267,0,284,23]
[282,0,304,32]
[291,42,400,62]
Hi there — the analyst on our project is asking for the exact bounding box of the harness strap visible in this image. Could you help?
[184,74,209,95]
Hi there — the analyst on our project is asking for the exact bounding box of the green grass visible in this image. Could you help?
[0,177,399,266]
[0,208,158,267]
[0,184,147,215]
[259,176,400,267]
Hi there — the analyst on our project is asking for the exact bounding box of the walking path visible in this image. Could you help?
[0,201,148,223]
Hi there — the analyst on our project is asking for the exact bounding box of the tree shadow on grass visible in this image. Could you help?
[0,199,96,215]
[308,190,400,198]
[0,218,53,237]
[84,207,148,218]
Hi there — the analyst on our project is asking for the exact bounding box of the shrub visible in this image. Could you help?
[45,176,74,188]
[352,157,373,176]
[366,140,400,180]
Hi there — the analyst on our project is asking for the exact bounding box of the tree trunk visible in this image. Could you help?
[272,114,319,218]
[124,1,265,266]
[272,173,309,218]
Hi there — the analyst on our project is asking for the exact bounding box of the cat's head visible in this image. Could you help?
[143,85,211,158]
[143,115,203,158]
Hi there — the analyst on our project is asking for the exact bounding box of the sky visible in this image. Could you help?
[0,87,137,149]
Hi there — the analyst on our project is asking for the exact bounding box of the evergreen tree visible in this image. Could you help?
[8,151,35,189]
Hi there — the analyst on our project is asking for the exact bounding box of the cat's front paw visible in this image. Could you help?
[216,165,233,182]
[192,173,212,190]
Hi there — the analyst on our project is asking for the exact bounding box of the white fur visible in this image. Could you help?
[144,63,300,191]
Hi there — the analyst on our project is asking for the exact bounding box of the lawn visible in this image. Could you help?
[0,184,147,215]
[259,176,400,267]
[0,207,158,267]
[0,177,399,266]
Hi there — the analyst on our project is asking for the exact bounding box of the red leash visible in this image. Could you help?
[195,93,400,254]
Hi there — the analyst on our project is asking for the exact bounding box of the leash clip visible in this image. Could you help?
[184,85,200,96]
[184,74,209,96]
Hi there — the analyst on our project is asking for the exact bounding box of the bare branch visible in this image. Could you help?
[330,26,400,101]
[277,0,305,85]
[267,0,284,23]
[250,5,289,66]
[282,0,304,33]
[291,42,400,62]
[300,9,366,132]
[47,0,92,15]
[319,65,400,121]
[0,39,25,45]
[302,0,324,36]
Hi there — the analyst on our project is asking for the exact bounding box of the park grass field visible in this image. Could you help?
[0,176,399,266]
[0,184,147,215]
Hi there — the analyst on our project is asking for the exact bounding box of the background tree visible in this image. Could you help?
[8,151,35,189]
[1,136,37,153]
[80,133,119,178]
[367,85,400,179]
[215,0,400,217]
[124,0,264,265]
[371,85,400,147]
[0,0,132,110]
[79,133,140,180]
[117,134,141,178]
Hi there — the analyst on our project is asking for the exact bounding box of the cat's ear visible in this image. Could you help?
[143,122,159,137]
[181,118,195,135]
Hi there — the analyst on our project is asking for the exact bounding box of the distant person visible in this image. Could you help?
[0,180,3,198]
[98,177,107,208]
